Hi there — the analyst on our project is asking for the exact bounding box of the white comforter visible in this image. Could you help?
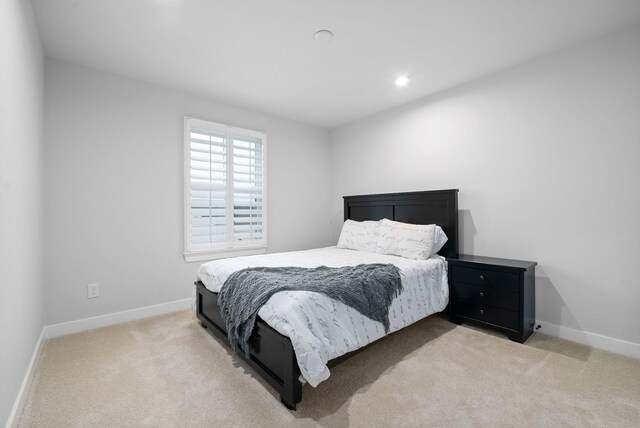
[196,246,448,387]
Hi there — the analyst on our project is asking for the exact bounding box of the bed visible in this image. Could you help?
[194,189,459,409]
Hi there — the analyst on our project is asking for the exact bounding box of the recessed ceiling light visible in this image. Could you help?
[395,76,409,87]
[314,30,334,43]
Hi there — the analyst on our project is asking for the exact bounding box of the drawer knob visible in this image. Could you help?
[479,275,485,280]
[479,309,484,315]
[479,292,484,298]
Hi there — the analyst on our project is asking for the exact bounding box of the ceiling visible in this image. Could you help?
[32,0,640,129]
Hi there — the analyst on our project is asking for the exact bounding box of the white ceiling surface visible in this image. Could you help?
[33,0,640,129]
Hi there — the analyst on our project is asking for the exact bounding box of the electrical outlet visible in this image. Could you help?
[87,283,100,299]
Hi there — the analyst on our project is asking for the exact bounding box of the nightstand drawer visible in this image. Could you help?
[450,266,519,292]
[452,299,519,331]
[450,282,519,311]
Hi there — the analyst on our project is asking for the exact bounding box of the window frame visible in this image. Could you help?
[183,116,268,262]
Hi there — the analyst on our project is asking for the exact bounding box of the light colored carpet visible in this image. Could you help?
[18,311,640,427]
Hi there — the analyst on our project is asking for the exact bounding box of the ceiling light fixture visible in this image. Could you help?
[314,30,334,43]
[395,75,409,87]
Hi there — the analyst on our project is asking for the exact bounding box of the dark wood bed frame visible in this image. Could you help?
[194,189,459,409]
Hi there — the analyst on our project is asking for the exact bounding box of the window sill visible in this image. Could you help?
[183,246,267,263]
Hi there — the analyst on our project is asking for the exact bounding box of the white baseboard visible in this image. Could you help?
[43,298,192,339]
[5,328,45,428]
[535,320,640,359]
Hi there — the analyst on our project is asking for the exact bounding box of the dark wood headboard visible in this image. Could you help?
[343,189,459,259]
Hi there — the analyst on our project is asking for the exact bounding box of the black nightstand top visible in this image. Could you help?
[448,254,537,271]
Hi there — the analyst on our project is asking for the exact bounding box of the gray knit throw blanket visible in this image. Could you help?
[218,264,403,356]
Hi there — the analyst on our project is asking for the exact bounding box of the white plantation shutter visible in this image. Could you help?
[184,117,267,260]
[232,134,264,241]
[190,125,228,245]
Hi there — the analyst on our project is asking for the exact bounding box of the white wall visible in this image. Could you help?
[0,0,44,425]
[330,27,640,347]
[44,59,332,325]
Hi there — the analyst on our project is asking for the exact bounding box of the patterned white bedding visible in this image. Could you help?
[196,246,449,387]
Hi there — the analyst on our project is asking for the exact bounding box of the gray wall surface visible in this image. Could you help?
[0,0,45,425]
[330,27,640,346]
[43,59,333,325]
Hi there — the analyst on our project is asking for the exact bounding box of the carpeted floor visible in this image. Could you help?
[18,311,640,427]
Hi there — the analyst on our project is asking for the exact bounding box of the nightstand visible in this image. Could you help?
[448,255,537,343]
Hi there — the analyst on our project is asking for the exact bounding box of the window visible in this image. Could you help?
[183,117,267,262]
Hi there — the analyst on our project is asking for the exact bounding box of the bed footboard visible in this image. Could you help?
[195,281,303,409]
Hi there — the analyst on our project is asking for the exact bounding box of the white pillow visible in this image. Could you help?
[337,220,380,252]
[432,226,448,256]
[375,219,436,260]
